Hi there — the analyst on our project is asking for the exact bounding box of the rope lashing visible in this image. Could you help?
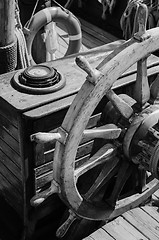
[0,41,17,74]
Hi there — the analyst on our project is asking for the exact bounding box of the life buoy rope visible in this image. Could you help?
[24,6,82,64]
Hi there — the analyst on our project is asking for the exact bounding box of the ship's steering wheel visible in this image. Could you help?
[31,4,159,237]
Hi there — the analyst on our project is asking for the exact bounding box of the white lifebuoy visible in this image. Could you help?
[24,7,82,64]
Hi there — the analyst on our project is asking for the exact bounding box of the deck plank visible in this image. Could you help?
[79,18,118,43]
[141,205,159,223]
[84,188,159,240]
[84,228,115,240]
[54,17,119,59]
[123,208,159,240]
[153,189,159,198]
[103,216,148,240]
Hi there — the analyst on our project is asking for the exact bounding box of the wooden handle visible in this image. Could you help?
[30,132,62,144]
[134,3,150,41]
[76,56,102,85]
[106,89,133,119]
[75,143,117,179]
[30,181,59,207]
[76,57,133,119]
[83,124,121,139]
[56,210,77,238]
[133,58,150,106]
[76,55,95,77]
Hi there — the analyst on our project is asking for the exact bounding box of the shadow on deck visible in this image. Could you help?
[84,189,159,240]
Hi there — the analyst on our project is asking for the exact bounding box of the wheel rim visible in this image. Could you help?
[53,26,159,220]
[30,6,159,223]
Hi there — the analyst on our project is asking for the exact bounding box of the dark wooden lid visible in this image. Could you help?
[0,42,158,117]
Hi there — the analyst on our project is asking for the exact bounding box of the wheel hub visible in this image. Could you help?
[124,104,159,178]
[103,97,159,179]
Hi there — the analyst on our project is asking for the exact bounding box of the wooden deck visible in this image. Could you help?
[53,17,119,60]
[79,18,119,49]
[84,189,159,240]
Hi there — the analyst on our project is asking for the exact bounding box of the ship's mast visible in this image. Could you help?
[0,0,15,46]
[0,0,16,73]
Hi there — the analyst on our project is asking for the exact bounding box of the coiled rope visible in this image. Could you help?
[0,41,17,74]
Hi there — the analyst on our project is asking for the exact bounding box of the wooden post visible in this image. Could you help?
[0,0,17,73]
[0,0,15,46]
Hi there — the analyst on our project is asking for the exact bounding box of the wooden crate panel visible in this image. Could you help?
[0,126,20,155]
[35,154,91,190]
[0,138,21,169]
[33,111,103,190]
[41,140,94,165]
[33,109,68,133]
[0,173,23,215]
[34,112,102,166]
[0,98,18,128]
[0,113,18,141]
[0,149,21,181]
[0,160,22,195]
[35,171,53,191]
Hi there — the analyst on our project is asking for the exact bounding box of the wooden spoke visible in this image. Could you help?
[76,56,134,119]
[83,124,121,140]
[74,144,117,179]
[84,157,119,200]
[56,209,77,238]
[31,124,121,145]
[30,132,62,144]
[131,4,150,108]
[106,89,133,119]
[30,127,67,144]
[56,158,120,238]
[30,180,59,207]
[105,160,134,207]
[75,55,103,85]
[109,179,159,221]
[133,57,150,107]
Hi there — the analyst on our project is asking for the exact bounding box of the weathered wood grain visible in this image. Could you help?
[84,228,115,240]
[123,208,159,240]
[0,0,15,46]
[103,216,148,240]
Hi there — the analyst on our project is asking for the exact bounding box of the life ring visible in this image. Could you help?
[24,7,82,64]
